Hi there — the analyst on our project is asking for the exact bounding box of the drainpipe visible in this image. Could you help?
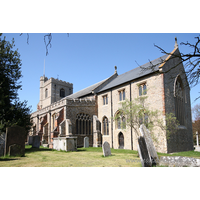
[130,82,133,150]
[111,89,113,148]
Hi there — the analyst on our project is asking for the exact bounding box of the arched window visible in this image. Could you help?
[60,88,65,97]
[122,116,126,129]
[103,116,109,135]
[76,113,92,135]
[45,88,48,98]
[174,75,185,125]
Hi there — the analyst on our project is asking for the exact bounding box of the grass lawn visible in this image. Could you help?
[0,146,142,167]
[1,146,200,167]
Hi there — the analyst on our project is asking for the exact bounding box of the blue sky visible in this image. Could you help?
[2,33,200,113]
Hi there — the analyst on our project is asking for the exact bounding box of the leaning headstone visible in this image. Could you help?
[32,135,40,148]
[137,136,152,167]
[84,137,89,148]
[139,124,159,165]
[102,141,111,157]
[9,144,24,157]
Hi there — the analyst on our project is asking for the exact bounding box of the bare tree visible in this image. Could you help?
[140,36,200,101]
[19,33,69,56]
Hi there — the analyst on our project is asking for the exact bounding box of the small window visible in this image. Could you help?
[45,88,48,98]
[139,83,147,96]
[103,95,108,105]
[60,88,65,97]
[119,90,125,101]
[103,117,109,135]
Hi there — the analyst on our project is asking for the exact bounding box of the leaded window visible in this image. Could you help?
[174,75,185,125]
[139,83,147,96]
[103,117,109,135]
[119,90,125,101]
[76,113,92,135]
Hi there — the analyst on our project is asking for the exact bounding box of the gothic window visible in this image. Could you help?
[45,88,48,98]
[117,117,121,129]
[174,75,185,125]
[122,116,126,129]
[60,88,65,97]
[102,116,109,135]
[76,113,92,135]
[139,83,147,96]
[103,95,108,105]
[119,89,125,101]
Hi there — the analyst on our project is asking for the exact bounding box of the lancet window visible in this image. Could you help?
[174,75,185,125]
[102,116,109,135]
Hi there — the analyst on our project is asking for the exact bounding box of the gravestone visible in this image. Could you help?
[4,125,26,156]
[28,136,33,145]
[32,135,40,148]
[102,141,111,157]
[139,124,159,165]
[137,136,152,167]
[84,137,89,148]
[0,132,6,157]
[0,144,4,157]
[9,144,24,157]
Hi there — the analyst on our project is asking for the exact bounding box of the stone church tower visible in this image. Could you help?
[37,76,73,110]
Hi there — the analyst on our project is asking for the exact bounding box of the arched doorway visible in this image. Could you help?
[118,132,124,149]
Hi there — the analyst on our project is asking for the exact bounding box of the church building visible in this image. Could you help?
[30,40,194,153]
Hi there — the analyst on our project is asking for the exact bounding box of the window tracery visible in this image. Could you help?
[174,75,185,125]
[76,113,92,135]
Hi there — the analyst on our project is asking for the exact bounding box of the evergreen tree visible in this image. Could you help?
[0,33,32,133]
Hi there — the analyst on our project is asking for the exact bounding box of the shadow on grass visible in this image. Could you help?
[76,149,87,152]
[25,147,53,154]
[0,158,18,161]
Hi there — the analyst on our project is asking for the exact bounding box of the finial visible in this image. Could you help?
[114,66,117,73]
[174,37,178,49]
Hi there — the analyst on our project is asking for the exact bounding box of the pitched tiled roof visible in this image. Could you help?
[97,54,168,93]
[65,79,107,99]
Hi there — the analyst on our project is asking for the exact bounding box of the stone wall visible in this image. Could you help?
[97,72,167,152]
[162,49,194,153]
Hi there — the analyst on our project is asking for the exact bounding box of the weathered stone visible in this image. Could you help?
[159,156,200,167]
[53,137,77,151]
[32,135,40,148]
[137,136,152,167]
[139,124,159,165]
[84,137,89,148]
[102,141,111,157]
[9,144,24,157]
[4,125,26,156]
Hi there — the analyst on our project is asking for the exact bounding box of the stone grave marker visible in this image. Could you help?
[137,136,152,167]
[84,137,89,148]
[4,125,26,156]
[9,144,24,157]
[32,135,40,148]
[139,124,159,165]
[102,141,111,157]
[28,136,33,145]
[0,132,6,157]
